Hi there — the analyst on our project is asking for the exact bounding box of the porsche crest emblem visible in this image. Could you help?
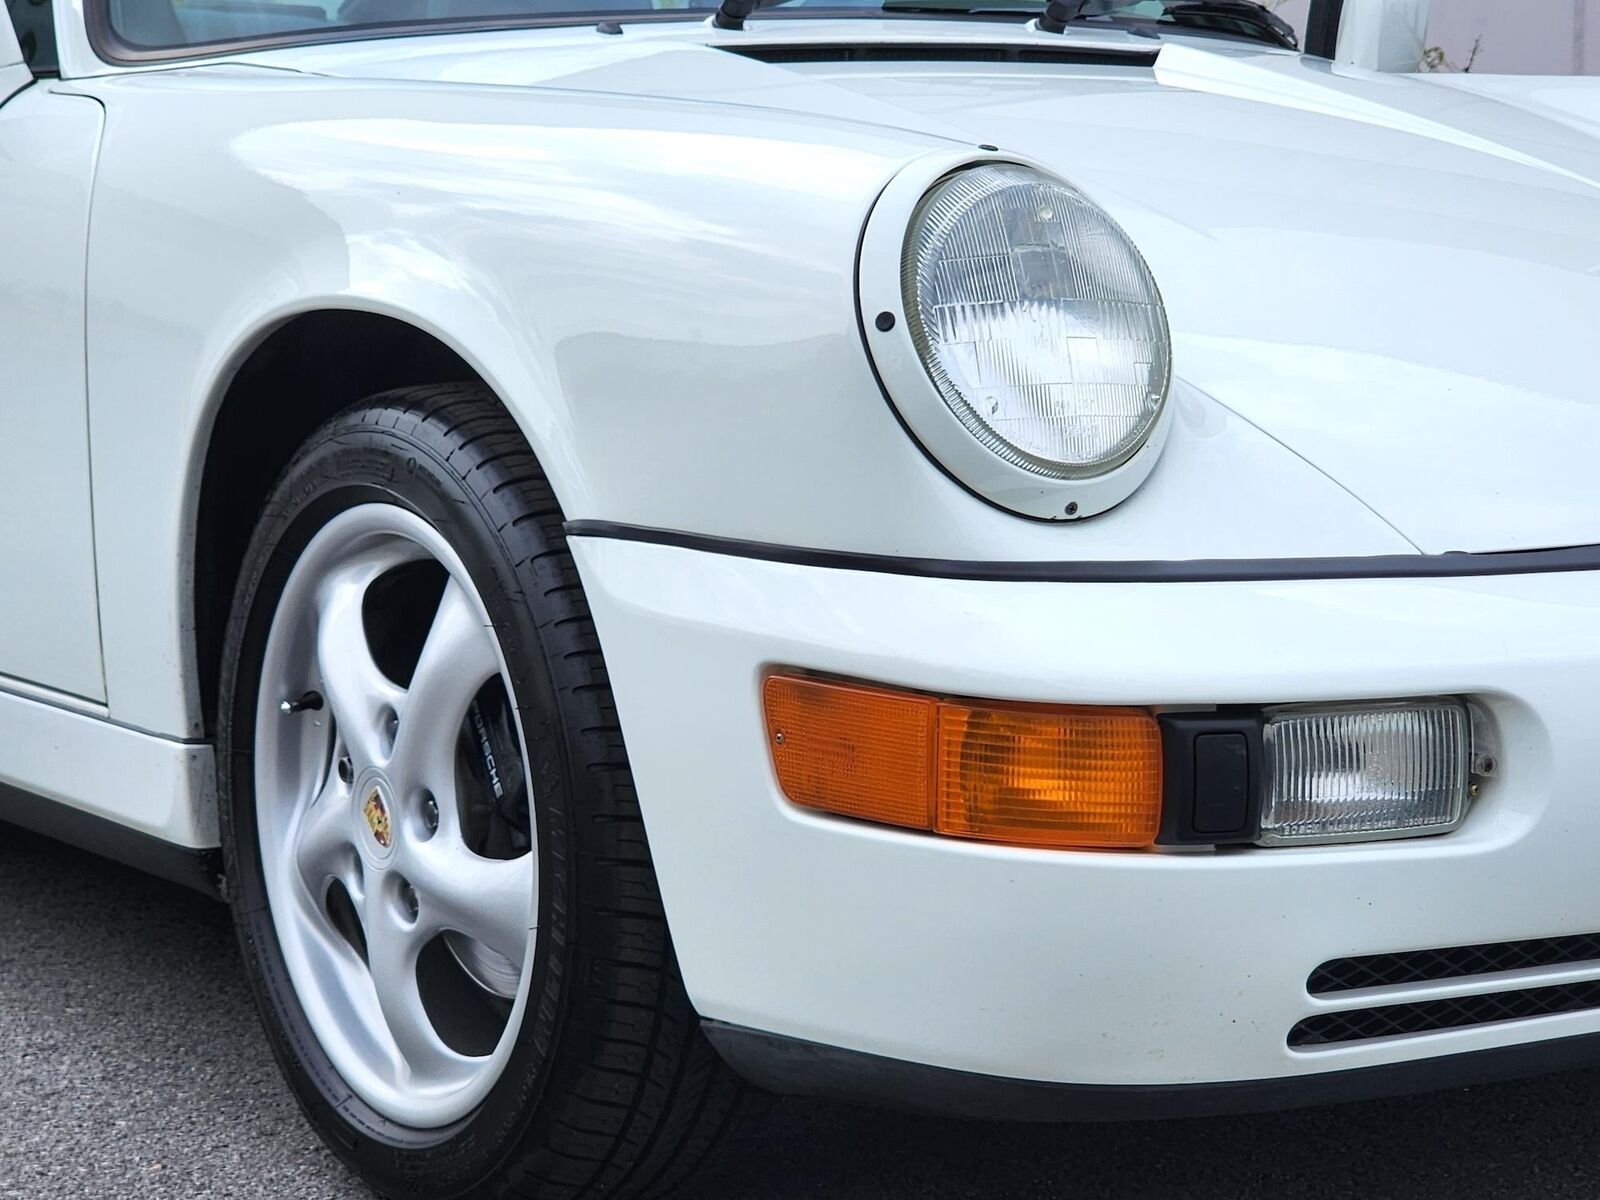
[363,788,393,850]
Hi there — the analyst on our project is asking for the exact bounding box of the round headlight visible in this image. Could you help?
[902,163,1171,483]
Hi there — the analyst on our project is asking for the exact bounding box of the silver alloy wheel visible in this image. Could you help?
[255,504,537,1128]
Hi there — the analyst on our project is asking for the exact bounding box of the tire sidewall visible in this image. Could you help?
[220,414,576,1197]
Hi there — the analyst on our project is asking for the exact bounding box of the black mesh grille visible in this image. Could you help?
[1291,979,1600,1047]
[1309,932,1600,995]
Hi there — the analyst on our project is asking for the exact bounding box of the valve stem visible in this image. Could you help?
[280,690,325,715]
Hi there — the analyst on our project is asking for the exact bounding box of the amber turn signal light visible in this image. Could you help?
[763,675,1163,850]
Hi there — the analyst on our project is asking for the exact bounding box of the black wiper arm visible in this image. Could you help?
[714,0,759,31]
[1036,0,1090,33]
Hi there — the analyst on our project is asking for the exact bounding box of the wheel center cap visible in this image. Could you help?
[363,786,393,849]
[354,772,397,862]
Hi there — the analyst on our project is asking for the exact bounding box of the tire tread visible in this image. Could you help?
[368,385,746,1200]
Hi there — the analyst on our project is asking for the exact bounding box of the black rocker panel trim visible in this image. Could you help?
[0,783,223,897]
[703,1020,1600,1122]
[564,521,1600,586]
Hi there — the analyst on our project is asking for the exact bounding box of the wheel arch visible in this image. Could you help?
[189,306,524,739]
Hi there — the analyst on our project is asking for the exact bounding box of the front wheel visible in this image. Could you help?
[219,385,742,1198]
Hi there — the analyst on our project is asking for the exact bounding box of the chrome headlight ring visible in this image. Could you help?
[859,152,1174,521]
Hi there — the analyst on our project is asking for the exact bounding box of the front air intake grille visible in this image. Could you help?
[1291,979,1600,1048]
[1309,932,1600,995]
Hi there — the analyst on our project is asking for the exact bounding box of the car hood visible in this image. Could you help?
[270,26,1600,554]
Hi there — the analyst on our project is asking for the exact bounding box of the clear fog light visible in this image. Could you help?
[1260,700,1471,846]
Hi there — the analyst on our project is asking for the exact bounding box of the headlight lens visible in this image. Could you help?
[902,164,1171,481]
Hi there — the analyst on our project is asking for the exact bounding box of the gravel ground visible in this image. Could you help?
[5,823,1600,1199]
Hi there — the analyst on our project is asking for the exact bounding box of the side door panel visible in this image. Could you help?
[0,79,108,701]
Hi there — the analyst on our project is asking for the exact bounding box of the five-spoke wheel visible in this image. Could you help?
[257,505,536,1127]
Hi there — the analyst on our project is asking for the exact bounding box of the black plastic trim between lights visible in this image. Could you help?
[0,783,223,898]
[564,521,1600,585]
[703,1020,1600,1122]
[1156,709,1264,846]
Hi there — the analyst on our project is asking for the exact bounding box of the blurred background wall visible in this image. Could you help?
[1269,0,1596,74]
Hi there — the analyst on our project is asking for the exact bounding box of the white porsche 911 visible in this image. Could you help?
[3,0,1597,1194]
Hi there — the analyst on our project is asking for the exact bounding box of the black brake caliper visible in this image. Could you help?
[457,685,531,860]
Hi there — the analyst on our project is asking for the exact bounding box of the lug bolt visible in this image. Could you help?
[398,879,419,922]
[421,792,440,836]
[337,756,354,786]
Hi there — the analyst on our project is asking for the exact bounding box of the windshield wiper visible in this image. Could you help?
[879,0,1041,13]
[1035,0,1294,47]
[1157,0,1297,48]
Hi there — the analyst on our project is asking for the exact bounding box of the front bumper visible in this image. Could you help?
[571,532,1600,1095]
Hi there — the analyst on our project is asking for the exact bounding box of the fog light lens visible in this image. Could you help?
[1261,700,1470,845]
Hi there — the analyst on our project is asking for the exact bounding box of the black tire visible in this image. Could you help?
[218,384,745,1199]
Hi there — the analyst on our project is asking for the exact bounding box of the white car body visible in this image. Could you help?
[4,0,1600,1114]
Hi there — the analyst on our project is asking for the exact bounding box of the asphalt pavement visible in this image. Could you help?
[4,822,1600,1199]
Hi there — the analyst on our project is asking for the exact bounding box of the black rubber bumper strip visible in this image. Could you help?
[564,521,1600,585]
[703,1020,1600,1122]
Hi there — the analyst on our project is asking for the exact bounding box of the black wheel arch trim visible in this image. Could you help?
[704,1019,1600,1122]
[564,520,1600,585]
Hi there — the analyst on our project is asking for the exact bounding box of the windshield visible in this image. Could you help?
[101,0,1297,57]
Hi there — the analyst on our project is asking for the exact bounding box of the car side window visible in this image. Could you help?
[5,0,56,75]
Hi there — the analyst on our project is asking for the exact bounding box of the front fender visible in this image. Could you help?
[82,69,1408,737]
[82,71,950,734]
